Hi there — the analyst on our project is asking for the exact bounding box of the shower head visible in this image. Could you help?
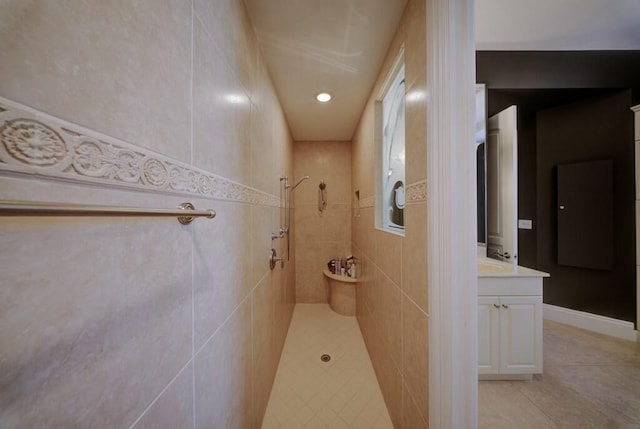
[319,180,326,190]
[289,175,309,191]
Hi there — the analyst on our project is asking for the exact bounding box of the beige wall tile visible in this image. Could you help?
[403,383,429,429]
[253,271,283,426]
[133,363,194,429]
[351,102,376,200]
[193,17,252,184]
[380,274,403,368]
[295,270,329,303]
[294,141,352,205]
[374,337,403,429]
[364,306,384,375]
[193,201,253,349]
[404,0,427,90]
[0,0,294,426]
[194,0,257,98]
[0,0,192,162]
[195,298,253,429]
[402,202,428,311]
[358,208,377,259]
[250,205,278,289]
[402,296,429,423]
[274,262,295,349]
[367,266,383,325]
[294,141,352,302]
[352,2,429,424]
[250,99,276,194]
[405,82,428,184]
[402,0,428,184]
[375,230,403,287]
[295,204,323,243]
[0,210,193,428]
[250,55,293,196]
[322,204,352,242]
[253,275,275,358]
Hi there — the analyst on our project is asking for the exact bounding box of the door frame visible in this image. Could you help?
[633,104,640,334]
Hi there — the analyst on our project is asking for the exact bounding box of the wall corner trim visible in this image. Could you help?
[543,304,639,343]
[426,0,478,428]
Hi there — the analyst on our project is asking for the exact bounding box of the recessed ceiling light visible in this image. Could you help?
[316,92,332,103]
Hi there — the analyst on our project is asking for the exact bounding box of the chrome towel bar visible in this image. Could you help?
[0,201,215,225]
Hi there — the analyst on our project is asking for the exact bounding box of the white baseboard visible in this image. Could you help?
[543,304,639,342]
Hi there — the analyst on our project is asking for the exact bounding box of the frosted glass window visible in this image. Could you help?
[381,64,405,232]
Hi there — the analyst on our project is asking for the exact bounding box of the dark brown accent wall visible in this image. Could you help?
[478,50,639,323]
[478,51,640,102]
[488,89,616,269]
[536,90,635,321]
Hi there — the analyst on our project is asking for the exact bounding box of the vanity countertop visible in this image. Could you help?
[478,257,550,278]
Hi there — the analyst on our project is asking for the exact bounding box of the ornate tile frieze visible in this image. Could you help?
[406,180,426,202]
[0,97,279,207]
[359,196,375,208]
[356,181,426,209]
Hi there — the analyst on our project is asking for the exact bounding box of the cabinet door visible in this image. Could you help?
[478,297,500,374]
[499,296,542,374]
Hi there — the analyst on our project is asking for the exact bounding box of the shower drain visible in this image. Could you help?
[320,354,331,363]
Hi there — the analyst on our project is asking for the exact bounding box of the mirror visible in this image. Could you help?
[476,84,487,247]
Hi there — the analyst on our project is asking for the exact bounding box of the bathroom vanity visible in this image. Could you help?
[477,258,549,380]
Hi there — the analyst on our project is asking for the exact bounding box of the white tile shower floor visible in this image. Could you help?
[261,304,394,429]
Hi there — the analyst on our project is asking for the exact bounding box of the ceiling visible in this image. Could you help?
[244,0,640,142]
[476,0,640,51]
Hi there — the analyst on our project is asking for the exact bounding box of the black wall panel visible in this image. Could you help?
[556,160,613,270]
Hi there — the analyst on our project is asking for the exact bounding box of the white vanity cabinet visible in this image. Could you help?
[478,258,548,380]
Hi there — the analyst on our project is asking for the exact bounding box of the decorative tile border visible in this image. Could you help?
[359,196,375,208]
[406,180,426,202]
[354,181,425,209]
[0,97,280,206]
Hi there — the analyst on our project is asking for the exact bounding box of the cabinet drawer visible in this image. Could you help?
[478,276,542,296]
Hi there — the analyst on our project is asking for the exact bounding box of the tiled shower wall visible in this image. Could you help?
[351,0,429,427]
[293,141,352,302]
[0,1,294,428]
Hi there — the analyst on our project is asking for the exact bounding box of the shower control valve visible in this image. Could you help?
[269,248,284,270]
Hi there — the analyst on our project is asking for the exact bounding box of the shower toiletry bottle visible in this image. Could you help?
[346,255,355,278]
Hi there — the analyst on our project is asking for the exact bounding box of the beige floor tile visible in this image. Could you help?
[479,381,556,429]
[548,365,640,424]
[262,304,393,429]
[519,372,633,428]
[480,319,640,429]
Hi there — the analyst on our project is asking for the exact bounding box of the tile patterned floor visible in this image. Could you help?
[480,319,640,428]
[261,304,393,429]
